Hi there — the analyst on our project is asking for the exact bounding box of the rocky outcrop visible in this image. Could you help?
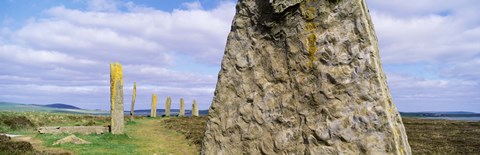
[202,0,411,154]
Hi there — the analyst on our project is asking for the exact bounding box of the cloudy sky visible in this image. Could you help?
[0,0,479,112]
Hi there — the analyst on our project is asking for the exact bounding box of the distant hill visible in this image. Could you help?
[40,103,81,109]
[400,111,480,117]
[0,102,108,115]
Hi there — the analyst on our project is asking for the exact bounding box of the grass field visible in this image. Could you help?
[1,112,479,154]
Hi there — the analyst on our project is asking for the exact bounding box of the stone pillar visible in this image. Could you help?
[130,82,136,121]
[110,63,124,134]
[165,96,171,117]
[151,94,157,117]
[179,98,185,117]
[201,0,411,154]
[192,99,199,117]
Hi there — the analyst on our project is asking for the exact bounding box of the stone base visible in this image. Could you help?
[37,126,109,135]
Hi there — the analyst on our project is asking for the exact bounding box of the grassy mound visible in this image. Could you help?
[0,135,37,155]
[0,115,34,132]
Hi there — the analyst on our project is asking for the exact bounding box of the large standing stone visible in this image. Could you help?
[202,0,411,154]
[179,98,185,117]
[151,94,158,117]
[130,82,136,121]
[110,63,124,134]
[165,96,171,117]
[192,100,199,117]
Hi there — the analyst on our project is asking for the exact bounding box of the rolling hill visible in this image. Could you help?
[0,102,108,115]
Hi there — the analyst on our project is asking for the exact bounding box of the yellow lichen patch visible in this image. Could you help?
[300,0,317,21]
[300,0,319,68]
[307,33,317,62]
[110,62,123,127]
[151,94,158,117]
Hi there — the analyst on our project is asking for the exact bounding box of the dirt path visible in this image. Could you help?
[127,118,199,154]
[9,118,198,154]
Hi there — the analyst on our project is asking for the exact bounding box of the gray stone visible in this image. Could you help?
[130,82,136,121]
[37,126,109,135]
[165,96,171,117]
[151,94,158,117]
[192,100,199,117]
[179,98,185,117]
[110,63,124,134]
[202,0,411,154]
[53,135,91,145]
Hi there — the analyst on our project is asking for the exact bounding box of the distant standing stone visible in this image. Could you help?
[179,98,185,117]
[165,96,171,117]
[151,94,158,117]
[110,63,124,134]
[130,82,136,121]
[192,100,199,117]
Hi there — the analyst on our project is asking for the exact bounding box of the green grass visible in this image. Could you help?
[2,112,480,154]
[36,133,136,155]
[26,115,197,154]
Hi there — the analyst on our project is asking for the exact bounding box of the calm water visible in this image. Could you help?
[419,117,480,121]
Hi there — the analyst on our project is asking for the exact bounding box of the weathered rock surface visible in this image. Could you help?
[53,135,91,145]
[179,98,185,117]
[165,96,172,117]
[151,93,158,117]
[130,82,137,121]
[110,63,124,134]
[202,0,411,154]
[192,100,199,117]
[37,126,109,135]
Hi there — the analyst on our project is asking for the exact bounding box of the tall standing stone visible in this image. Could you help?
[202,0,411,154]
[130,82,136,121]
[151,94,157,117]
[192,100,199,117]
[179,98,185,117]
[165,96,171,117]
[110,63,124,134]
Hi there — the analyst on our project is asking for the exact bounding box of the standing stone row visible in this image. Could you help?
[109,62,200,135]
[150,96,199,117]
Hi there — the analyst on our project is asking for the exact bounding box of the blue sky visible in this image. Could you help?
[1,0,479,112]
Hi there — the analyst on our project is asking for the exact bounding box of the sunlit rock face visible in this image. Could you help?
[202,0,411,154]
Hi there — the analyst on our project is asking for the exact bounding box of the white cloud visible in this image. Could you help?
[367,1,480,112]
[0,44,97,66]
[1,0,478,112]
[86,0,119,12]
[0,1,236,110]
[182,1,203,10]
[372,11,480,64]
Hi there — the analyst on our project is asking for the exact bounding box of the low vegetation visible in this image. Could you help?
[161,116,208,146]
[403,118,480,155]
[1,112,479,154]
